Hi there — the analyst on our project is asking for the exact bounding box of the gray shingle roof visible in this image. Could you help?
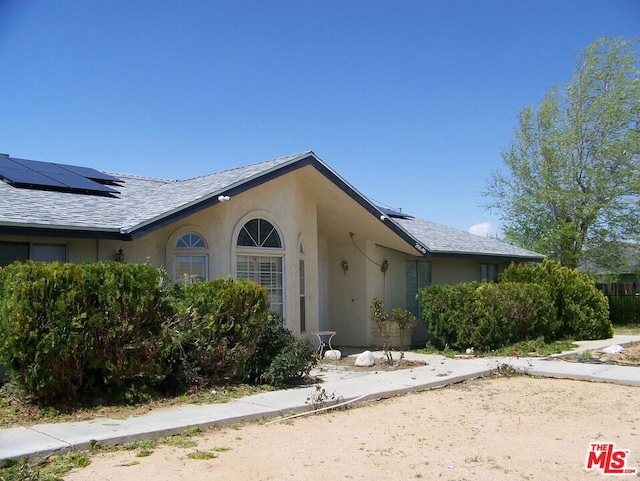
[0,152,309,234]
[393,216,544,260]
[0,150,543,260]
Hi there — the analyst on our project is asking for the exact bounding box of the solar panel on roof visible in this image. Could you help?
[60,164,122,184]
[0,156,26,170]
[46,172,120,194]
[12,157,69,174]
[0,166,66,188]
[378,206,414,220]
[0,155,122,196]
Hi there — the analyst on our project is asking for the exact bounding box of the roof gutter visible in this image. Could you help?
[0,223,124,240]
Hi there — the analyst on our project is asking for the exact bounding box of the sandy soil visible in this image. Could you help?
[64,376,640,481]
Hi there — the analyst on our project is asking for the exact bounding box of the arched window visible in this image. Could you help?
[176,233,207,249]
[237,218,282,248]
[236,218,284,316]
[174,233,208,283]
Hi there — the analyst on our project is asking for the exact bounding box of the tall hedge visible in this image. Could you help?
[419,282,555,351]
[0,261,168,404]
[500,259,613,340]
[163,277,270,390]
[0,262,317,405]
[418,259,613,352]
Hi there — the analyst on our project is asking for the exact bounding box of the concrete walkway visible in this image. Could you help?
[1,335,639,465]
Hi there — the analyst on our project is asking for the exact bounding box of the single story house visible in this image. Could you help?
[0,151,544,347]
[580,243,640,296]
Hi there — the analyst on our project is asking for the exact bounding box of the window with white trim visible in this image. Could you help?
[174,233,208,283]
[236,218,284,316]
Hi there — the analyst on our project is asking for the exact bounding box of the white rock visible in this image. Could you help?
[355,350,375,367]
[602,344,625,354]
[324,349,342,360]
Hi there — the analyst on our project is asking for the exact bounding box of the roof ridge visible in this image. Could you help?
[105,171,176,183]
[180,151,313,181]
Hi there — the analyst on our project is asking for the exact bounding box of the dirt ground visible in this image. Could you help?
[64,376,640,481]
[587,342,640,366]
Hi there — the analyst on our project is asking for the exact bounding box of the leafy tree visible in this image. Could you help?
[484,37,640,270]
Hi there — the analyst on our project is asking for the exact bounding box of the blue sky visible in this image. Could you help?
[1,1,638,235]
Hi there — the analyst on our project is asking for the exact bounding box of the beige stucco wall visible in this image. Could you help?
[325,237,368,346]
[324,237,403,347]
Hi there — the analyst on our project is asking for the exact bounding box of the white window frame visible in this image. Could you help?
[173,232,209,284]
[235,216,285,318]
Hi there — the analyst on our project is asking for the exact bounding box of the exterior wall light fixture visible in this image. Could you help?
[115,248,125,262]
[341,259,349,274]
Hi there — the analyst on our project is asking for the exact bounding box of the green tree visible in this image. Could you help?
[484,37,640,270]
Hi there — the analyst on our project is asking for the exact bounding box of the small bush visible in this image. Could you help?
[163,277,269,391]
[259,338,316,386]
[245,313,317,386]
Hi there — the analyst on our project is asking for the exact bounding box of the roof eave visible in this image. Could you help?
[0,222,125,240]
[124,152,319,240]
[427,250,546,262]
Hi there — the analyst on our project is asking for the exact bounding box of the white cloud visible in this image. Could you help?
[468,222,499,237]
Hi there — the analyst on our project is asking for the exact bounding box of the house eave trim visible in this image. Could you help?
[0,224,126,240]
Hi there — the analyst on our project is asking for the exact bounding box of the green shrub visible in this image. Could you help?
[163,278,269,391]
[466,282,556,350]
[245,313,317,386]
[419,282,556,351]
[500,259,613,340]
[244,312,293,381]
[418,282,480,350]
[0,261,168,404]
[391,307,416,352]
[258,338,316,386]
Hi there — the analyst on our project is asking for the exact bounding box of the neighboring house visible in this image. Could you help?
[0,151,544,347]
[580,243,640,296]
